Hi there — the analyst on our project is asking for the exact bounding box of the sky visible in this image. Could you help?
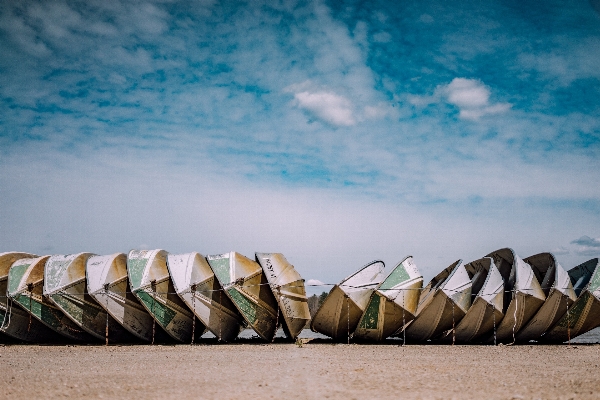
[1,0,600,288]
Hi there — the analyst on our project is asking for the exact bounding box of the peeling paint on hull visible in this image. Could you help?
[207,252,278,341]
[486,249,546,343]
[256,253,311,340]
[403,260,472,342]
[542,258,600,343]
[7,256,94,342]
[516,253,576,342]
[44,253,135,343]
[128,249,204,343]
[87,253,169,342]
[442,258,504,343]
[0,252,64,342]
[168,252,243,342]
[311,260,384,341]
[354,256,423,342]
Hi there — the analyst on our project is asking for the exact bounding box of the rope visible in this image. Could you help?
[510,289,517,345]
[218,289,223,342]
[27,283,33,333]
[272,286,280,343]
[451,300,455,346]
[346,295,350,345]
[492,303,497,346]
[104,284,109,346]
[151,280,156,345]
[566,301,570,346]
[402,305,406,346]
[1,296,12,330]
[191,284,196,345]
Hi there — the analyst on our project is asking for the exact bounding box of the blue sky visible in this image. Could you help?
[1,0,599,285]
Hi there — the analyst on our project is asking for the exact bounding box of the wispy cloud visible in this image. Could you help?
[571,236,600,247]
[409,78,511,120]
[440,78,511,120]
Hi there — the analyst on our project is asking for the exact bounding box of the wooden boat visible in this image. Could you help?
[128,249,204,343]
[0,252,64,342]
[486,248,545,343]
[7,256,94,342]
[443,257,504,343]
[542,258,600,343]
[44,253,135,343]
[353,256,423,341]
[168,252,244,342]
[516,253,576,342]
[87,253,172,342]
[402,260,471,342]
[311,260,384,341]
[255,252,311,340]
[206,252,278,341]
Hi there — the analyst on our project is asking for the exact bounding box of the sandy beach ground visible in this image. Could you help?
[1,339,599,400]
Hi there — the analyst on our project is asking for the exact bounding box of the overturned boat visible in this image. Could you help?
[168,252,244,342]
[516,253,576,342]
[403,260,471,342]
[442,257,504,343]
[542,258,600,343]
[311,260,385,341]
[207,252,278,341]
[44,253,135,343]
[128,249,204,343]
[486,248,546,343]
[87,253,171,342]
[8,256,94,342]
[0,252,64,342]
[568,258,597,297]
[354,256,423,341]
[255,252,311,340]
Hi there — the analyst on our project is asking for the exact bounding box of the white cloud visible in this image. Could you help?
[292,89,356,127]
[439,78,511,120]
[407,78,511,120]
[285,80,397,127]
[306,279,325,286]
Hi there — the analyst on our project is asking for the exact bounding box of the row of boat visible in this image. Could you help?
[0,251,310,343]
[312,249,600,343]
[0,248,598,344]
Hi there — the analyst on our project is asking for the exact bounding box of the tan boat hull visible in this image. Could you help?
[256,253,311,340]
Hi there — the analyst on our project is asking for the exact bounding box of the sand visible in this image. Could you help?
[1,341,599,399]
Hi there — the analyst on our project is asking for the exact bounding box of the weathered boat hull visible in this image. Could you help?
[87,253,170,342]
[568,258,597,297]
[0,252,64,342]
[311,260,384,341]
[516,253,576,342]
[542,258,600,343]
[207,252,278,341]
[403,260,471,342]
[255,253,311,340]
[486,248,546,343]
[447,258,504,343]
[8,256,94,342]
[128,249,204,343]
[354,256,423,341]
[44,253,135,343]
[168,252,243,342]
